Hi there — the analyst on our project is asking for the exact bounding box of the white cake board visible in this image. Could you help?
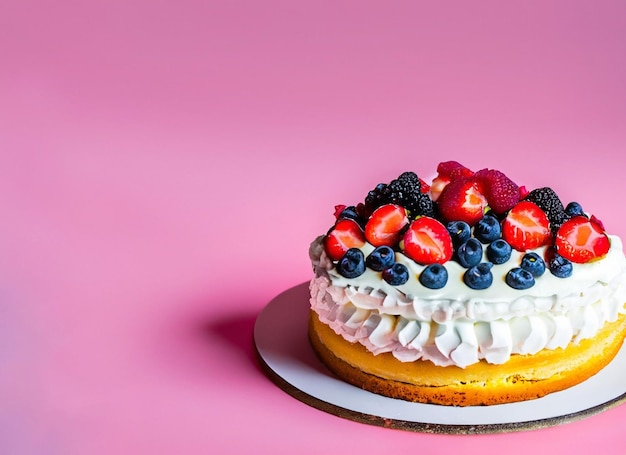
[254,282,626,434]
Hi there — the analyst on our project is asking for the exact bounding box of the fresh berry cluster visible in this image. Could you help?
[324,161,611,290]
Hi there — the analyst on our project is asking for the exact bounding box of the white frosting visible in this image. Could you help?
[309,235,626,368]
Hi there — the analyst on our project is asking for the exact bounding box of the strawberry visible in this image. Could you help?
[401,216,453,264]
[475,168,521,215]
[324,219,366,261]
[436,161,474,179]
[419,177,430,194]
[429,175,450,202]
[502,201,552,251]
[436,178,488,225]
[365,204,409,247]
[430,161,474,201]
[555,216,610,263]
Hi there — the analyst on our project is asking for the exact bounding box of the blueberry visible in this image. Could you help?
[455,238,483,268]
[565,201,585,218]
[506,267,535,289]
[366,245,395,271]
[336,248,366,278]
[474,215,502,243]
[382,263,409,285]
[520,252,546,277]
[446,221,471,246]
[337,205,366,228]
[463,262,493,289]
[486,239,512,264]
[548,252,573,278]
[419,263,448,289]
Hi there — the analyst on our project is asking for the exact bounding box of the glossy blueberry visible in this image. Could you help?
[446,220,471,246]
[455,238,483,268]
[486,239,512,264]
[337,205,367,228]
[336,248,365,278]
[366,245,395,271]
[463,262,493,289]
[474,215,502,243]
[382,263,409,286]
[506,267,535,289]
[419,264,448,289]
[520,252,546,277]
[548,252,573,278]
[565,201,585,218]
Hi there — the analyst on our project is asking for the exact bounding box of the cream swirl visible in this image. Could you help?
[309,235,626,368]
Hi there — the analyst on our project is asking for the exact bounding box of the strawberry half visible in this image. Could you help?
[436,178,488,226]
[401,216,453,264]
[502,201,552,251]
[555,216,610,263]
[324,219,366,261]
[365,204,409,247]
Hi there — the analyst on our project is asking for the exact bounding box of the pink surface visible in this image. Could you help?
[1,1,626,453]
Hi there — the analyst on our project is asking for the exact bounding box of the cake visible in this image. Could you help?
[308,161,626,406]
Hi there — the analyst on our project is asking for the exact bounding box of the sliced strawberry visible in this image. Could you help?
[436,178,488,225]
[324,219,366,261]
[502,201,552,251]
[365,204,409,247]
[475,168,521,215]
[429,175,450,202]
[419,177,430,194]
[401,216,453,264]
[555,216,610,263]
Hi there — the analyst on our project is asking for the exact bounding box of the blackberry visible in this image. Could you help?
[524,187,567,232]
[387,172,435,218]
[361,182,391,216]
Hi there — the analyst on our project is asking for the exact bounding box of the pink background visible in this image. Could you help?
[2,0,626,453]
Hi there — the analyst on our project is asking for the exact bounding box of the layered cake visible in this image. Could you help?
[309,161,626,406]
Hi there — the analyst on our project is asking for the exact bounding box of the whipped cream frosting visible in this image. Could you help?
[309,235,626,368]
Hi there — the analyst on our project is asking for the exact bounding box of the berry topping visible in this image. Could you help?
[565,201,585,218]
[506,267,535,289]
[382,263,409,285]
[474,214,502,243]
[455,238,483,268]
[436,161,474,179]
[436,178,488,226]
[555,216,610,263]
[335,205,364,225]
[524,187,567,232]
[336,248,366,278]
[475,169,521,215]
[366,245,396,271]
[486,239,512,264]
[545,247,574,278]
[401,216,453,265]
[446,220,472,246]
[502,201,552,251]
[387,172,436,218]
[365,204,409,247]
[463,262,493,289]
[520,252,546,277]
[358,172,435,219]
[430,161,474,201]
[324,219,366,261]
[419,264,448,289]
